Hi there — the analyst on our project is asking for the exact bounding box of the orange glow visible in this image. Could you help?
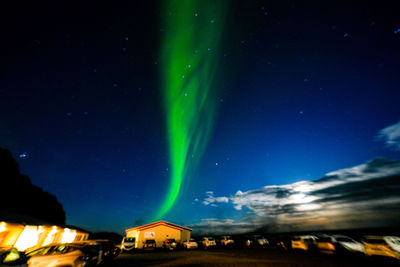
[42,226,58,246]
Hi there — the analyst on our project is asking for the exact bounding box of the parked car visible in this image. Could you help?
[291,235,318,251]
[88,240,120,262]
[317,235,364,255]
[275,236,292,251]
[163,239,177,251]
[143,239,156,250]
[183,238,198,250]
[71,241,103,265]
[201,237,217,249]
[0,247,27,267]
[220,236,235,247]
[121,237,136,252]
[363,236,400,259]
[245,235,269,247]
[26,243,101,267]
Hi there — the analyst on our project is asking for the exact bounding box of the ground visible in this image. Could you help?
[103,248,399,266]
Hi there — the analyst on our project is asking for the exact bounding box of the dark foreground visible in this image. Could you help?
[104,248,400,267]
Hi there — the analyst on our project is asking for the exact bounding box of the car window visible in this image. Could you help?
[26,246,54,257]
[48,245,72,255]
[125,238,135,242]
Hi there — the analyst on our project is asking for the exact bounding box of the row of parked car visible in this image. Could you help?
[0,239,120,267]
[120,235,270,252]
[276,234,400,260]
[120,234,400,260]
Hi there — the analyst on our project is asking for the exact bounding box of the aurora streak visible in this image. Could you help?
[156,0,227,219]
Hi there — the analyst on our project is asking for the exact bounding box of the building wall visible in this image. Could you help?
[0,222,24,247]
[127,225,183,249]
[181,229,191,243]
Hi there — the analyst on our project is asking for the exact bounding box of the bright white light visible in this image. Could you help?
[291,193,316,204]
[296,203,321,211]
[0,222,6,232]
[61,228,76,244]
[14,226,41,251]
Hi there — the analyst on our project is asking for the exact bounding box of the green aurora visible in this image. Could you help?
[156,0,227,219]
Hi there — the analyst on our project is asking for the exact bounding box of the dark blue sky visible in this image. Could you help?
[1,1,400,234]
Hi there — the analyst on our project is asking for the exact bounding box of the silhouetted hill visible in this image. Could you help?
[0,147,66,225]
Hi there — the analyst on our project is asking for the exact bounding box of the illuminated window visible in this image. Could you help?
[61,229,76,244]
[14,226,41,251]
[42,226,58,246]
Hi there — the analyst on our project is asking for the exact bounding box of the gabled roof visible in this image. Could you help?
[126,220,192,233]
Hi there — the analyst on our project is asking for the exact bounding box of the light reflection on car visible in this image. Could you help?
[183,238,198,250]
[0,247,27,267]
[121,237,135,252]
[201,237,216,249]
[220,236,235,247]
[363,236,400,260]
[317,235,364,255]
[26,243,101,266]
[291,235,318,251]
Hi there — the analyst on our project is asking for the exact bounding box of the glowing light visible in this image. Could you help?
[61,228,76,244]
[42,226,58,246]
[0,222,6,232]
[14,226,41,251]
[156,0,227,219]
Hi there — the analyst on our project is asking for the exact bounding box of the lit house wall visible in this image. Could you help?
[125,221,192,249]
[0,221,89,251]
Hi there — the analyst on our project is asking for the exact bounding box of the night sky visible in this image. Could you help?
[1,1,400,234]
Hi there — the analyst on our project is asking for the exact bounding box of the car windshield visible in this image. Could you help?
[124,238,135,242]
[81,245,100,257]
[208,238,215,241]
[292,237,301,241]
[365,238,386,244]
[318,237,332,242]
[26,246,55,257]
[189,239,196,242]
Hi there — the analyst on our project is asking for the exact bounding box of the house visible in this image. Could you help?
[0,221,89,251]
[125,220,192,249]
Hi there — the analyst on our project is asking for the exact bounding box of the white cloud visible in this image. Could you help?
[197,158,400,233]
[378,120,400,150]
[202,191,229,207]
